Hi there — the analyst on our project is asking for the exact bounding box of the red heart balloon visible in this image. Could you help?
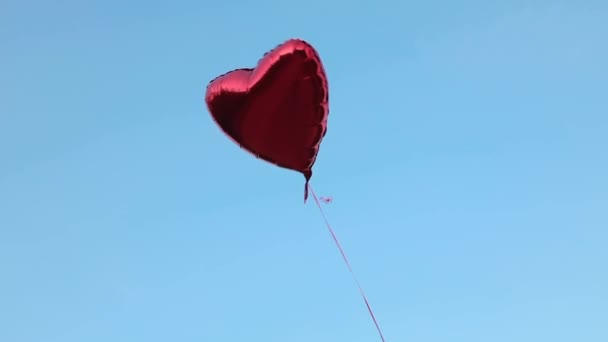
[205,39,329,201]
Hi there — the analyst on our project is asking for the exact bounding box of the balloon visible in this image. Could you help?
[205,39,329,201]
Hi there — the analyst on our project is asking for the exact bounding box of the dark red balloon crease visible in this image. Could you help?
[309,185,386,342]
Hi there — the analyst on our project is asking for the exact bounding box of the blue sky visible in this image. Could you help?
[1,1,607,341]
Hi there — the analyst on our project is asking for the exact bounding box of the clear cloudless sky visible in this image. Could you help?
[1,1,607,341]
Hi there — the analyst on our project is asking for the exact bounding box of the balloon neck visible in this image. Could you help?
[303,170,312,203]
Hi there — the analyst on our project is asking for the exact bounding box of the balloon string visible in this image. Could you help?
[308,185,386,342]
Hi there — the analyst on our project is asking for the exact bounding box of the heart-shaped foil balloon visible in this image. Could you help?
[205,39,329,201]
